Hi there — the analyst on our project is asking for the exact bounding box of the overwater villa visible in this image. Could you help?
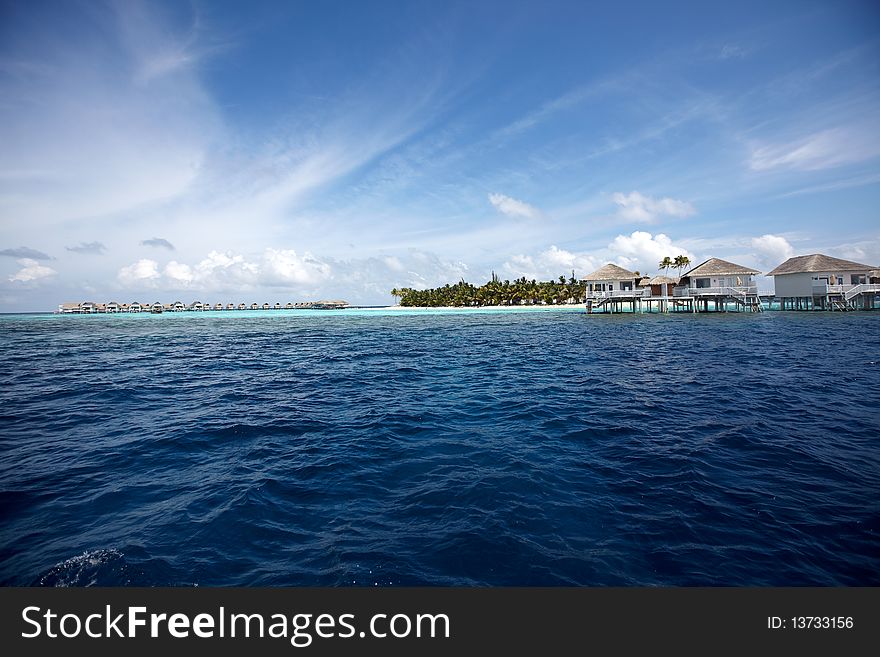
[583,264,650,312]
[584,263,641,295]
[150,302,163,314]
[767,254,880,310]
[129,302,141,313]
[674,257,762,311]
[106,301,120,313]
[190,301,204,311]
[285,302,294,309]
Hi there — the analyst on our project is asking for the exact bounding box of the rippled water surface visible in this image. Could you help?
[1,309,878,586]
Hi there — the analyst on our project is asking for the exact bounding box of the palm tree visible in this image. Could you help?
[673,255,691,279]
[659,257,673,277]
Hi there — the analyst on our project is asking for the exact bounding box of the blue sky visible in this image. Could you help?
[1,0,879,310]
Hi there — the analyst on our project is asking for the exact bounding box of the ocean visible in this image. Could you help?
[1,308,878,586]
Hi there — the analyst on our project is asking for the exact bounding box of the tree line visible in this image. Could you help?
[392,273,587,307]
[391,255,692,307]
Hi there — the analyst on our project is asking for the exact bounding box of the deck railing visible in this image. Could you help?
[587,289,652,299]
[844,283,880,301]
[675,286,757,298]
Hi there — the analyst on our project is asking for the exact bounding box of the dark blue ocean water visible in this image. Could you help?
[1,309,878,586]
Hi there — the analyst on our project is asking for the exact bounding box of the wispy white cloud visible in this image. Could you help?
[493,86,595,140]
[719,43,750,60]
[0,2,223,227]
[488,192,540,219]
[9,258,57,283]
[773,171,880,198]
[749,126,880,172]
[612,191,696,223]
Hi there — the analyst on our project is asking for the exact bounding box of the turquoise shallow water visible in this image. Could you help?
[1,309,878,585]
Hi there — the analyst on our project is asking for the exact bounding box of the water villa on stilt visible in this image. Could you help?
[675,257,762,312]
[584,264,649,313]
[766,254,880,311]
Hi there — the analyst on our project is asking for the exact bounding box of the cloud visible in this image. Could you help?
[111,248,475,301]
[66,241,107,255]
[8,258,57,283]
[751,234,794,267]
[488,192,540,219]
[503,246,597,281]
[117,259,161,286]
[608,231,696,274]
[719,44,749,60]
[163,261,194,285]
[0,4,222,228]
[749,127,880,172]
[141,237,175,250]
[262,249,333,286]
[383,256,405,272]
[0,246,52,260]
[492,83,607,141]
[612,191,696,223]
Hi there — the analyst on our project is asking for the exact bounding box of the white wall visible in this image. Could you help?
[773,272,812,297]
[773,270,870,297]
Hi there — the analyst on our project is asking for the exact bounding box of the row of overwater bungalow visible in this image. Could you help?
[57,300,349,314]
[582,253,880,313]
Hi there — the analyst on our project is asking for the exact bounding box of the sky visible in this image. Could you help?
[1,0,879,310]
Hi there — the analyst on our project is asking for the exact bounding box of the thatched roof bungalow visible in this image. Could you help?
[766,253,878,309]
[646,275,678,297]
[679,258,759,294]
[767,254,875,294]
[129,302,142,313]
[583,263,640,294]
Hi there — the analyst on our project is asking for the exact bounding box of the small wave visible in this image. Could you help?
[35,548,127,587]
[34,548,185,587]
